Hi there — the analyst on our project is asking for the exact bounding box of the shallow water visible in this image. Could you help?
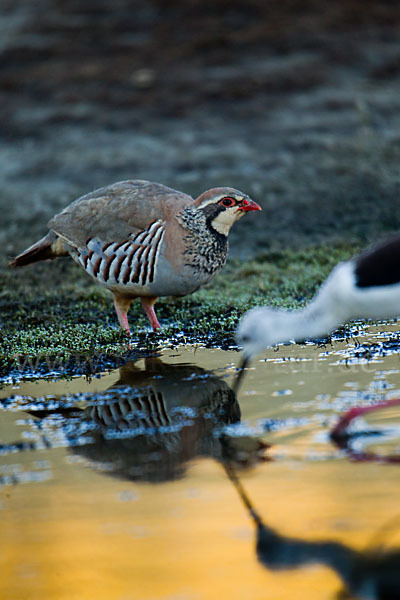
[1,323,400,599]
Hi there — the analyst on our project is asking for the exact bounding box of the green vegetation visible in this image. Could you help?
[0,240,362,379]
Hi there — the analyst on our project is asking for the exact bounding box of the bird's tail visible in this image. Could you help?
[8,232,67,268]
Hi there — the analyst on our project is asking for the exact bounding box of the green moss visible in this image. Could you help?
[0,240,362,379]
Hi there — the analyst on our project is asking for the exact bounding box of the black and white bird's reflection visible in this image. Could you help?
[224,461,400,600]
[24,357,266,482]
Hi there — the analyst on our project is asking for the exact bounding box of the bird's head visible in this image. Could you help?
[236,307,289,361]
[194,187,261,236]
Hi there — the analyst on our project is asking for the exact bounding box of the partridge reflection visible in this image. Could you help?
[24,357,266,482]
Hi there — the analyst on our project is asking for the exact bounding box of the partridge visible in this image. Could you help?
[10,180,260,332]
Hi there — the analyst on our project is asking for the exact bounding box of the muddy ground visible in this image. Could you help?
[1,0,400,374]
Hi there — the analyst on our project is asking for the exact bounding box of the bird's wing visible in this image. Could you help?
[48,180,192,249]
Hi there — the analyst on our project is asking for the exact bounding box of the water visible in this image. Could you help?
[1,323,400,599]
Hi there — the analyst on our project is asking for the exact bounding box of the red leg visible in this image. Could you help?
[330,397,400,439]
[113,293,132,335]
[140,297,161,330]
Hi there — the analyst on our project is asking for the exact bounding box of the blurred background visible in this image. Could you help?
[2,7,400,598]
[2,0,400,260]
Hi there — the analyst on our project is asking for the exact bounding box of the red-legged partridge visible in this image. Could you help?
[10,180,261,332]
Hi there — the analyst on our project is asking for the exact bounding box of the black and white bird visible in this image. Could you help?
[237,233,400,362]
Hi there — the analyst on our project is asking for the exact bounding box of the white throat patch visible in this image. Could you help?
[211,208,242,236]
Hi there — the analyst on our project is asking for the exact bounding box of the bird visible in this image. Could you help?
[236,232,400,365]
[9,179,261,333]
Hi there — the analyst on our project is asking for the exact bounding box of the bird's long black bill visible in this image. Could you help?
[232,355,250,395]
[222,459,262,525]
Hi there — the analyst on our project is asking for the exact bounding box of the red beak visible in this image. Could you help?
[238,198,262,212]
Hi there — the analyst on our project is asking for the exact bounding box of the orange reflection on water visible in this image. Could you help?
[1,339,400,599]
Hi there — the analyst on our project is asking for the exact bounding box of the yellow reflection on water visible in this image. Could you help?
[1,326,400,599]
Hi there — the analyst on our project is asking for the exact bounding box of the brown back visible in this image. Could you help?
[48,180,193,248]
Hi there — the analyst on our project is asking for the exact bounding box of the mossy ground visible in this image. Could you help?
[2,1,400,380]
[0,240,362,380]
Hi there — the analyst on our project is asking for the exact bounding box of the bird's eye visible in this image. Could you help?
[220,196,236,207]
[240,335,250,343]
